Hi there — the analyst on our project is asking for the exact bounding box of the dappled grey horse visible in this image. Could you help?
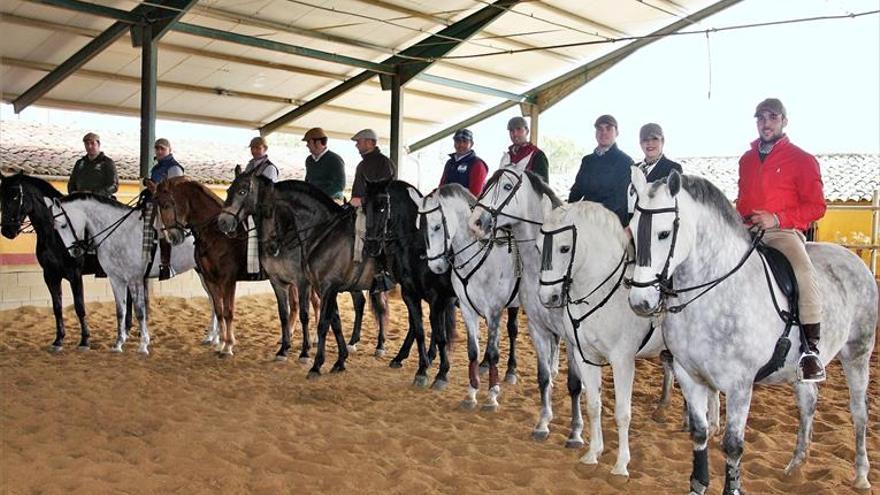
[413,184,522,410]
[628,170,876,493]
[47,194,206,354]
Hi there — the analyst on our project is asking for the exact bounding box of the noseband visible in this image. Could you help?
[51,202,91,255]
[538,224,577,307]
[626,200,680,296]
[475,169,543,229]
[418,202,453,263]
[1,183,27,232]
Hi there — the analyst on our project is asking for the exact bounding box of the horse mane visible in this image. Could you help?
[174,177,223,207]
[2,173,64,199]
[674,175,747,238]
[562,201,629,250]
[483,168,562,207]
[273,179,344,213]
[437,183,476,207]
[61,192,130,210]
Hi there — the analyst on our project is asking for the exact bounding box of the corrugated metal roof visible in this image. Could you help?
[1,0,731,144]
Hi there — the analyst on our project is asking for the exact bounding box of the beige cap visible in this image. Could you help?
[639,123,664,141]
[302,127,328,141]
[82,132,100,143]
[351,128,378,141]
[154,138,171,149]
[507,116,528,131]
[249,136,268,148]
[754,98,786,118]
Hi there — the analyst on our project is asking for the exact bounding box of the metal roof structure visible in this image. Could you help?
[1,0,743,175]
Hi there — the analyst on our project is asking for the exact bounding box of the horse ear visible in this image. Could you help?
[630,166,648,197]
[406,186,422,206]
[44,197,54,209]
[234,165,242,177]
[668,170,682,197]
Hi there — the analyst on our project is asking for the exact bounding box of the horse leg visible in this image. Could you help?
[125,289,134,337]
[198,276,220,346]
[578,362,603,463]
[610,359,637,476]
[327,296,349,374]
[652,349,675,422]
[708,389,722,436]
[721,387,753,495]
[348,291,365,350]
[390,322,416,368]
[109,278,129,353]
[459,304,481,410]
[296,280,312,362]
[402,292,428,387]
[784,382,817,475]
[369,291,388,357]
[44,273,65,351]
[270,281,292,361]
[482,311,503,411]
[221,283,236,356]
[839,346,872,489]
[129,282,150,355]
[308,287,335,378]
[70,275,90,350]
[565,351,585,449]
[531,326,556,441]
[429,300,454,391]
[504,306,519,384]
[676,364,712,495]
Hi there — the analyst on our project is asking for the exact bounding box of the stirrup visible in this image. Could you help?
[796,352,826,383]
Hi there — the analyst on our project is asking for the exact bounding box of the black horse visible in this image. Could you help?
[218,170,387,376]
[0,172,92,350]
[363,179,459,389]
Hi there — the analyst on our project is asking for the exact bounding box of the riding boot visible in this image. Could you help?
[159,239,174,281]
[799,323,825,382]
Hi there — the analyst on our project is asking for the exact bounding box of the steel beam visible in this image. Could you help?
[408,0,744,152]
[390,75,403,172]
[416,73,532,103]
[261,0,520,135]
[140,23,158,180]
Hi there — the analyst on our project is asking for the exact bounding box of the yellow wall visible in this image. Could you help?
[816,205,875,267]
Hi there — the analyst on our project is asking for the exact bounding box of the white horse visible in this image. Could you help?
[628,170,877,493]
[411,184,523,409]
[537,201,676,476]
[46,194,204,354]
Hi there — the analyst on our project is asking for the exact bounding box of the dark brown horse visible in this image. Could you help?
[151,176,315,356]
[217,170,388,377]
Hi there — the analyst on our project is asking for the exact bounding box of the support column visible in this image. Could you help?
[529,104,540,145]
[390,74,403,177]
[140,23,158,180]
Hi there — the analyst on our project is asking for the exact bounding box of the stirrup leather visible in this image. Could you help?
[796,351,826,383]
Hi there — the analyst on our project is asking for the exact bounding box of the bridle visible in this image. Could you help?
[50,201,91,257]
[417,201,454,263]
[1,183,30,234]
[475,168,544,231]
[363,192,391,257]
[539,223,630,366]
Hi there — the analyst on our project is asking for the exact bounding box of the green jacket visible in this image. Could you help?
[305,149,346,199]
[69,152,118,197]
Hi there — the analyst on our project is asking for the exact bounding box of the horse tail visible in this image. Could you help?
[445,300,458,351]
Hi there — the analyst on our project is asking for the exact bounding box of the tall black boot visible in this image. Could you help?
[799,323,825,382]
[159,239,174,281]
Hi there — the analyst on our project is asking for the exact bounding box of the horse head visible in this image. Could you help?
[415,184,475,275]
[627,168,693,316]
[154,177,190,246]
[537,204,578,308]
[218,169,266,235]
[44,197,88,258]
[0,171,27,239]
[469,167,558,239]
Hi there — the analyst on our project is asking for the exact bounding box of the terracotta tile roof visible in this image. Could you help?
[679,154,880,202]
[0,119,306,184]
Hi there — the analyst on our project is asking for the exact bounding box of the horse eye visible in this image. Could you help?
[503,183,513,191]
[659,231,671,240]
[238,189,246,195]
[560,246,570,254]
[432,224,441,232]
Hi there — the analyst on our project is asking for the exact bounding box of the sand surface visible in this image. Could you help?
[1,292,877,494]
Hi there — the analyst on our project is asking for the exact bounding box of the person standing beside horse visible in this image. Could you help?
[439,128,488,197]
[69,132,118,198]
[568,114,634,227]
[501,116,549,183]
[737,97,826,382]
[147,138,184,280]
[303,128,345,202]
[242,136,280,278]
[349,129,395,269]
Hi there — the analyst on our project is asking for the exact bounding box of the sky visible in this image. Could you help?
[2,0,878,190]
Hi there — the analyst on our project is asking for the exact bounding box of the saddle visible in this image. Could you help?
[754,241,803,382]
[756,243,799,310]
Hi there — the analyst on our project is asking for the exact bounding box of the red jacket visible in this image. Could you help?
[736,136,826,231]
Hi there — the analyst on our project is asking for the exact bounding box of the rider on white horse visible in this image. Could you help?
[737,98,826,382]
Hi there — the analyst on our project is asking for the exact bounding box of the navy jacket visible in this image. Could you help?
[567,143,634,226]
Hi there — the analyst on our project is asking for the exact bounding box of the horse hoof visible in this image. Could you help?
[579,453,599,465]
[307,370,321,380]
[200,338,214,346]
[274,354,288,362]
[110,346,123,354]
[532,429,550,442]
[565,438,585,449]
[374,348,386,358]
[389,360,403,369]
[347,344,358,353]
[330,364,346,374]
[610,466,629,478]
[481,403,499,412]
[459,399,478,411]
[298,356,310,364]
[49,345,63,353]
[504,373,518,385]
[853,475,871,490]
[431,379,449,391]
[77,345,90,352]
[137,348,150,356]
[413,375,429,388]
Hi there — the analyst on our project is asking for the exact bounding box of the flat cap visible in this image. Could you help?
[351,128,378,141]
